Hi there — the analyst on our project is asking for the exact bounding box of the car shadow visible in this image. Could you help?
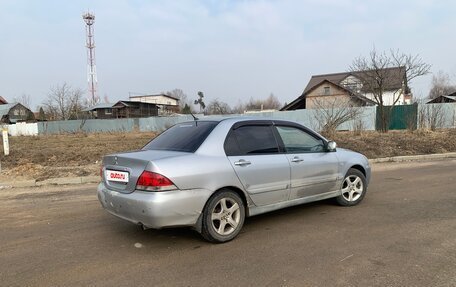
[106,198,337,247]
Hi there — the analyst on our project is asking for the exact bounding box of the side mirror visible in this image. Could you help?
[327,141,337,152]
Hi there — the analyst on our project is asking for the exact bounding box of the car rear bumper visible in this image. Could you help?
[97,183,213,229]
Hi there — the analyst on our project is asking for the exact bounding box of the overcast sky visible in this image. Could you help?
[1,0,455,110]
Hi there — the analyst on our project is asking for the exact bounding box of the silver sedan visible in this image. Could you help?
[98,118,371,243]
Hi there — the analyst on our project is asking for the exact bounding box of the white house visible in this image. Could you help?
[129,94,179,115]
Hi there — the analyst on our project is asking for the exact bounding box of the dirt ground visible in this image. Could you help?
[1,129,456,181]
[0,132,156,181]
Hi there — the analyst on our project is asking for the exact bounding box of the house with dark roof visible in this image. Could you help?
[129,94,179,115]
[282,67,410,110]
[84,101,159,119]
[0,96,8,105]
[426,92,456,104]
[83,103,115,119]
[112,100,159,118]
[0,103,35,124]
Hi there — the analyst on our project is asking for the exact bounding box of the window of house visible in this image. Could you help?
[105,108,112,115]
[324,87,330,95]
[13,108,26,116]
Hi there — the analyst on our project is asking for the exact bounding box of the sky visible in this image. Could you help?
[1,0,455,110]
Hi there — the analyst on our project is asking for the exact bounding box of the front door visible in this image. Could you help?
[275,125,339,199]
[225,124,290,206]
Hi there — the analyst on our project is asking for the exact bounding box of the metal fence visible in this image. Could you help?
[3,103,456,136]
[37,118,137,134]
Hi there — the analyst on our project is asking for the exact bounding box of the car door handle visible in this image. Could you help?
[291,157,303,163]
[234,160,251,166]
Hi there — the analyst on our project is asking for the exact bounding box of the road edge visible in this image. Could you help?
[368,152,456,163]
[0,176,100,189]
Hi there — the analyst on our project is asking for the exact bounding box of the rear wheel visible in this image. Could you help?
[201,190,245,243]
[336,168,367,206]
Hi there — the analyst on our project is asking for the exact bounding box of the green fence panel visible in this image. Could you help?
[376,104,417,130]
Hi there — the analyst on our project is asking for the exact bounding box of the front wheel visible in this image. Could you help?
[201,190,245,243]
[336,168,367,206]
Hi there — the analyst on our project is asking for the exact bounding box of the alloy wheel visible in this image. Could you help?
[341,175,364,202]
[210,197,241,236]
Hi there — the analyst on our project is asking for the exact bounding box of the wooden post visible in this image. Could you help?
[2,128,9,156]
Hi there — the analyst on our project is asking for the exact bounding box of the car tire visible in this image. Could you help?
[336,168,367,206]
[201,189,245,243]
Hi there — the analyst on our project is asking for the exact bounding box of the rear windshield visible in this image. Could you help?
[142,121,218,152]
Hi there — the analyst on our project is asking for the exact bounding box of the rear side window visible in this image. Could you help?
[225,125,279,156]
[143,121,218,152]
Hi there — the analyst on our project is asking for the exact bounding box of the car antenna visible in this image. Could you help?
[190,113,199,121]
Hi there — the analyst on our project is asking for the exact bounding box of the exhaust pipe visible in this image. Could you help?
[138,222,150,230]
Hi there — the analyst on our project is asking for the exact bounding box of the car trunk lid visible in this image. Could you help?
[102,150,186,193]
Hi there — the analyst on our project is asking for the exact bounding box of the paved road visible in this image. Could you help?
[1,160,455,287]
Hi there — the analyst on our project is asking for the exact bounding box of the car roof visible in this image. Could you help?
[193,116,328,143]
[192,116,294,125]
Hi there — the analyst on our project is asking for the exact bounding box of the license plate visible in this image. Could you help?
[106,170,129,183]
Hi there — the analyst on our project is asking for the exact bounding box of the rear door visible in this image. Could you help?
[274,125,339,199]
[225,122,290,206]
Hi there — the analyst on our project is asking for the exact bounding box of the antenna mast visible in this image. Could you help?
[82,11,98,105]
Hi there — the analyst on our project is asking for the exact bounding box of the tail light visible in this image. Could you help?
[136,171,177,192]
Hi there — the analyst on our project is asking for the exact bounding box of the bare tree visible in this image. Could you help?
[391,49,432,91]
[350,48,431,132]
[352,118,365,136]
[206,99,232,115]
[244,97,262,111]
[13,94,31,109]
[167,88,189,111]
[263,93,282,109]
[428,70,456,99]
[232,100,245,114]
[68,89,86,120]
[312,97,364,136]
[242,93,282,112]
[42,83,86,120]
[418,103,445,131]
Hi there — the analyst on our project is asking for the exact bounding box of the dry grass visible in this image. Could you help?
[1,129,456,180]
[0,132,155,180]
[326,129,456,159]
